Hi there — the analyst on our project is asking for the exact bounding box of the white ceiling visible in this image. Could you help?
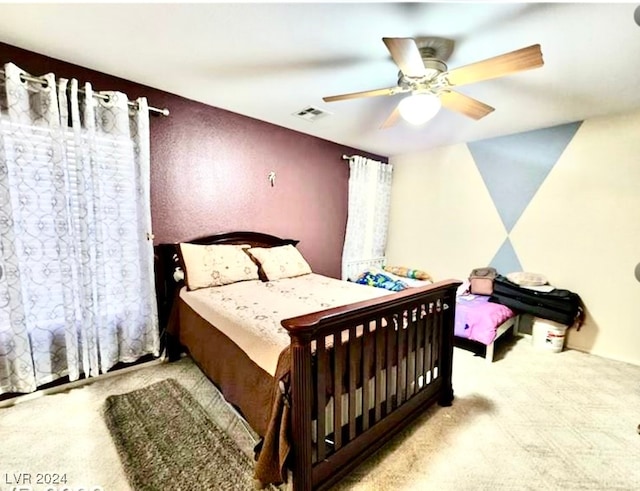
[1,2,639,157]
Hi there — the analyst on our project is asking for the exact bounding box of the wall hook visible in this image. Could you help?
[268,171,276,187]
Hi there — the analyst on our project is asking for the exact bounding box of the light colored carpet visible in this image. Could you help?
[1,335,639,490]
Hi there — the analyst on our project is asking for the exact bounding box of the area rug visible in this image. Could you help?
[104,378,257,491]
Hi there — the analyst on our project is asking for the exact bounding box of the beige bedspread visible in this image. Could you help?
[179,273,391,376]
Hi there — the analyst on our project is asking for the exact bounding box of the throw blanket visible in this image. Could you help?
[254,348,292,487]
[454,294,515,345]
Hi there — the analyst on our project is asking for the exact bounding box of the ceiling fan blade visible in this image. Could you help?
[445,44,543,87]
[380,105,401,129]
[382,37,426,78]
[323,87,397,103]
[440,91,495,120]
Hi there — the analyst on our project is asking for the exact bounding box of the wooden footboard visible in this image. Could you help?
[283,279,461,491]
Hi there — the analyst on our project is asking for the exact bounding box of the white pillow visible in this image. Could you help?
[179,243,259,290]
[507,271,548,287]
[246,244,312,281]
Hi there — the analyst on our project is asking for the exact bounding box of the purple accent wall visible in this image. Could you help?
[0,42,387,278]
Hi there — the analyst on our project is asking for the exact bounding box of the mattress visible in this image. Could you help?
[179,272,390,375]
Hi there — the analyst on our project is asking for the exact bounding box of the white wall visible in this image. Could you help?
[386,109,640,366]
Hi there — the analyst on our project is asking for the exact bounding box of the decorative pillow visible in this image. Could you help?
[245,244,312,281]
[178,243,259,290]
[384,265,432,282]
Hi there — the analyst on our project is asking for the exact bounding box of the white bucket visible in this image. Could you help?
[532,319,567,353]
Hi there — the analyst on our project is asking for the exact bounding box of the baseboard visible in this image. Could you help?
[0,356,168,409]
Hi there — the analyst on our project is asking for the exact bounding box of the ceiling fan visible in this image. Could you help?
[322,37,544,128]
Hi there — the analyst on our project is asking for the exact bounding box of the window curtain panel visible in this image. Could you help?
[0,62,159,394]
[341,156,393,280]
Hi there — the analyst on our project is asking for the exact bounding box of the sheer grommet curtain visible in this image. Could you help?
[0,62,159,394]
[341,156,393,281]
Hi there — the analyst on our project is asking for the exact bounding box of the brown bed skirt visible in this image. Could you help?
[169,299,276,437]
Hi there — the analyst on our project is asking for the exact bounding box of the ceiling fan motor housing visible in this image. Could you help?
[398,58,448,89]
[396,37,453,88]
[415,36,455,61]
[422,58,448,79]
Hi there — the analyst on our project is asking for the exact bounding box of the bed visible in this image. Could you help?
[154,231,461,491]
[350,270,519,363]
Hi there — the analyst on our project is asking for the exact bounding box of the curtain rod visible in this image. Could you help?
[343,154,388,165]
[0,69,170,117]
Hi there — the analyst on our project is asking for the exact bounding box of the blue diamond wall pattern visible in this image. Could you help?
[468,122,582,233]
[490,237,522,275]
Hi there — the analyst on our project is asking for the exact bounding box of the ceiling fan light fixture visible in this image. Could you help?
[398,93,441,125]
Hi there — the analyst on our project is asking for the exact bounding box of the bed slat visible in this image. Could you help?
[333,335,343,451]
[385,314,394,414]
[425,307,434,385]
[396,309,405,406]
[415,304,425,390]
[362,321,373,432]
[432,302,441,380]
[374,317,384,424]
[348,326,358,442]
[316,336,327,462]
[407,305,416,398]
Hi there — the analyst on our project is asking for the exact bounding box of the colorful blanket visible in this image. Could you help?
[354,271,409,292]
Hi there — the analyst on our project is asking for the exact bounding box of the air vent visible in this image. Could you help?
[293,106,331,122]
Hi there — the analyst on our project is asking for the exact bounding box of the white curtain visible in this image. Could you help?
[342,155,393,280]
[0,62,159,394]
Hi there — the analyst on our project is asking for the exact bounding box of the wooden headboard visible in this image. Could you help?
[153,231,299,353]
